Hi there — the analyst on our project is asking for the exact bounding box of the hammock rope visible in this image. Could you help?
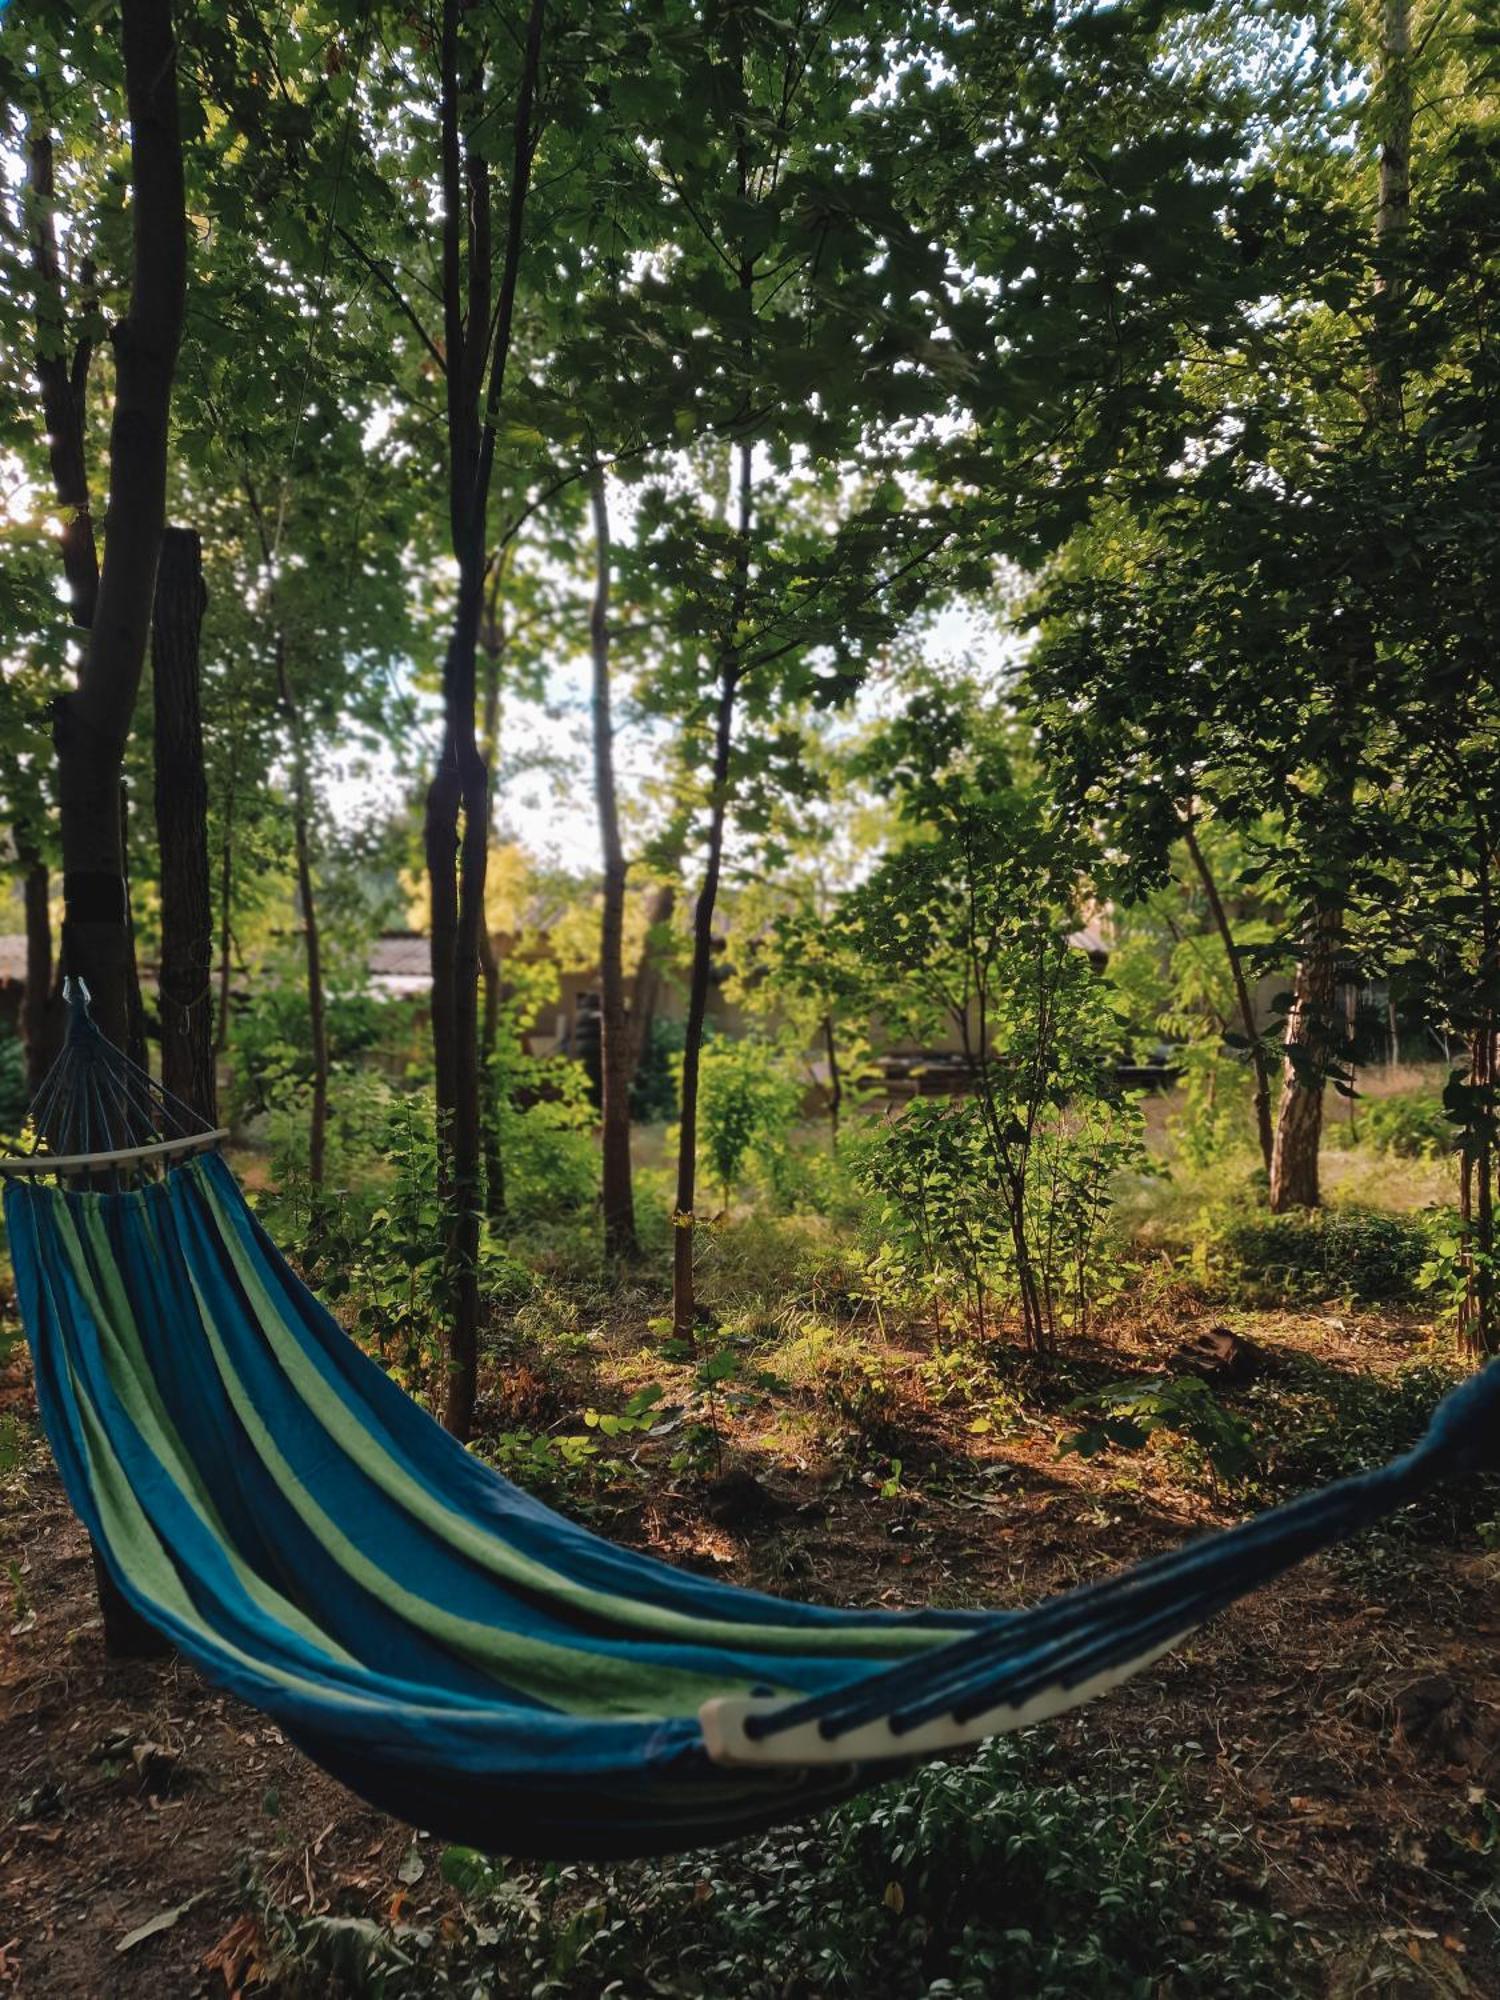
[3,993,1497,1857]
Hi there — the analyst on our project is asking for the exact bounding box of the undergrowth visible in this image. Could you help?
[256,1735,1310,1998]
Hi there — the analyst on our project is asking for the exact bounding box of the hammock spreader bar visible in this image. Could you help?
[4,991,1497,1855]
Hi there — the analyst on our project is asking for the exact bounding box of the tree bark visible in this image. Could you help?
[151,527,216,1124]
[590,466,638,1261]
[49,0,186,1662]
[477,562,507,1221]
[215,764,236,1053]
[1181,816,1273,1175]
[54,0,185,1065]
[671,668,737,1342]
[1270,1,1410,1214]
[429,0,545,1439]
[272,631,329,1187]
[1269,903,1339,1210]
[671,431,753,1343]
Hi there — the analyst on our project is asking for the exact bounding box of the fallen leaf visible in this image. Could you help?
[117,1889,212,1954]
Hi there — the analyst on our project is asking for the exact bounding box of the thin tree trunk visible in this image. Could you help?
[1181,816,1273,1175]
[1270,904,1339,1210]
[215,777,236,1053]
[120,781,149,1078]
[272,633,328,1187]
[430,0,545,1439]
[477,562,507,1220]
[590,465,638,1261]
[151,527,216,1124]
[671,666,738,1342]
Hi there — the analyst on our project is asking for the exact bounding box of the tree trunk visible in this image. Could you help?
[151,527,216,1124]
[270,632,329,1186]
[429,0,544,1438]
[1181,816,1273,1175]
[55,0,185,1066]
[1270,0,1412,1217]
[477,566,507,1221]
[590,466,638,1261]
[215,779,236,1053]
[672,666,738,1342]
[52,0,186,1662]
[1269,904,1339,1210]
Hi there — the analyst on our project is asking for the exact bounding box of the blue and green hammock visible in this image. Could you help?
[4,990,1497,1859]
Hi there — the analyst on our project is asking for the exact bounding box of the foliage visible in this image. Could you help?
[227,988,421,1127]
[629,1017,683,1126]
[486,1027,599,1226]
[258,1735,1303,1998]
[1210,1204,1435,1307]
[1334,1085,1456,1163]
[1061,1377,1256,1496]
[691,1034,803,1209]
[0,1028,26,1134]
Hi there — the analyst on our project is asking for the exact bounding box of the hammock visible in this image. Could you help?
[4,990,1497,1859]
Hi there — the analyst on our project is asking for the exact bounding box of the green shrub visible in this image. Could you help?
[1334,1087,1454,1161]
[630,1016,683,1124]
[227,986,421,1125]
[691,1033,803,1207]
[1210,1203,1432,1305]
[491,1045,599,1224]
[260,1735,1304,1998]
[0,1027,27,1133]
[1061,1374,1256,1495]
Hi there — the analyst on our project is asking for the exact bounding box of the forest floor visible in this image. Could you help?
[3,1265,1500,1996]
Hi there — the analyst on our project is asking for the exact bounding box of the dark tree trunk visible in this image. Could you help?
[1270,904,1339,1211]
[54,0,185,1066]
[672,664,738,1342]
[49,0,186,1661]
[671,431,753,1343]
[273,633,328,1186]
[477,567,507,1222]
[590,467,638,1261]
[151,527,216,1124]
[215,778,236,1053]
[429,0,545,1439]
[1182,816,1273,1176]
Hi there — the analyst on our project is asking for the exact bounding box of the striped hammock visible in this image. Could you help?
[4,1005,1497,1856]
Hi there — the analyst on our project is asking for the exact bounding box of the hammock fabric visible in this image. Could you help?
[5,1041,1499,1857]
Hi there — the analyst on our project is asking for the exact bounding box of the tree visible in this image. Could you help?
[150,525,215,1122]
[51,0,186,1060]
[589,466,638,1259]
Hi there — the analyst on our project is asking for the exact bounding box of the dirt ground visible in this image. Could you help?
[3,1304,1500,1997]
